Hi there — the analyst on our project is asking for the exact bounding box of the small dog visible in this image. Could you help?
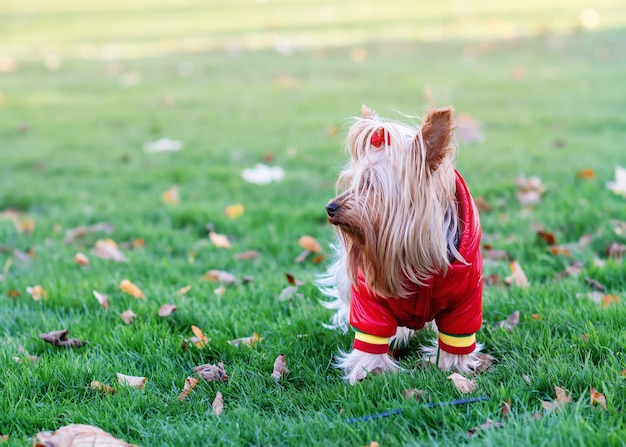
[317,105,484,384]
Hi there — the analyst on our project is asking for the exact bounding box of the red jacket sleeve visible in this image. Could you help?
[349,275,398,339]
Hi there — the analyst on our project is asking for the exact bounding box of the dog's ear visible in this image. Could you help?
[420,106,454,170]
[360,104,377,118]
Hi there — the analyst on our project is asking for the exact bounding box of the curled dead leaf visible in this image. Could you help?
[228,332,263,347]
[33,424,137,447]
[120,309,137,324]
[285,273,304,286]
[93,239,127,262]
[75,252,89,267]
[234,250,259,260]
[27,285,48,301]
[467,419,504,438]
[119,279,144,299]
[270,354,289,382]
[212,391,224,416]
[474,353,497,374]
[495,311,520,331]
[190,325,209,348]
[175,285,192,295]
[158,304,177,317]
[299,235,322,253]
[178,377,199,402]
[209,231,231,249]
[205,270,237,285]
[402,389,429,401]
[590,387,607,410]
[194,361,229,382]
[62,222,115,244]
[40,329,85,348]
[447,373,477,394]
[541,385,571,411]
[93,290,110,309]
[537,230,557,245]
[116,372,147,389]
[505,261,530,288]
[90,380,116,395]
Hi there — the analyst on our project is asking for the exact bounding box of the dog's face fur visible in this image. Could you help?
[326,106,462,299]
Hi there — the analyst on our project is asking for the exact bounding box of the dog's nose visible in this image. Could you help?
[326,202,339,217]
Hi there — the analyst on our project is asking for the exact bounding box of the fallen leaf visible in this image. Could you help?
[120,309,137,324]
[403,389,429,401]
[548,245,571,256]
[178,377,199,402]
[27,285,48,301]
[606,165,626,196]
[224,204,244,219]
[516,176,546,205]
[270,354,289,382]
[601,294,620,308]
[176,285,192,295]
[299,235,322,253]
[7,289,20,297]
[90,380,116,395]
[285,273,304,286]
[577,168,595,180]
[537,230,557,245]
[74,252,89,267]
[531,313,541,320]
[606,242,626,258]
[241,164,285,185]
[326,124,340,136]
[205,269,237,284]
[228,332,263,347]
[119,279,144,299]
[474,196,492,212]
[158,304,177,317]
[482,245,509,261]
[447,372,477,393]
[467,419,504,437]
[93,291,110,309]
[590,387,607,410]
[0,258,12,281]
[278,286,300,301]
[495,311,520,331]
[194,361,229,382]
[235,250,259,260]
[132,238,145,249]
[584,277,606,292]
[311,254,328,264]
[40,329,85,348]
[294,249,311,263]
[212,391,224,416]
[361,442,379,447]
[143,137,183,153]
[621,369,626,376]
[162,185,180,204]
[505,261,530,288]
[93,239,127,262]
[474,353,497,374]
[500,400,511,418]
[541,385,571,411]
[209,231,231,249]
[0,434,7,443]
[116,373,147,389]
[33,424,137,447]
[62,222,115,244]
[190,325,209,348]
[12,216,35,233]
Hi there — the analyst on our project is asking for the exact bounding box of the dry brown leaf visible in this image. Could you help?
[294,249,310,263]
[590,387,607,410]
[162,185,180,204]
[119,279,144,299]
[531,313,541,320]
[270,354,289,382]
[132,238,145,249]
[212,391,224,416]
[7,289,20,298]
[194,361,229,382]
[402,389,429,401]
[447,373,477,393]
[285,273,304,286]
[548,245,571,256]
[505,261,530,288]
[577,168,595,180]
[621,369,626,376]
[62,222,115,244]
[606,242,626,259]
[175,285,192,295]
[474,353,497,374]
[467,419,504,437]
[482,245,509,261]
[178,377,199,402]
[500,399,511,418]
[214,285,226,296]
[209,231,231,249]
[515,176,546,206]
[205,270,237,285]
[361,442,379,447]
[299,235,322,253]
[541,385,571,411]
[40,329,85,348]
[93,291,110,309]
[93,239,127,262]
[584,277,606,292]
[90,380,116,395]
[474,196,492,213]
[537,230,557,245]
[278,286,300,301]
[601,294,620,308]
[234,250,259,260]
[228,332,263,347]
[311,254,328,264]
[495,311,520,331]
[33,424,137,447]
[158,304,177,317]
[120,309,137,324]
[224,204,244,219]
[27,285,48,301]
[75,252,89,267]
[116,372,147,389]
[190,325,209,348]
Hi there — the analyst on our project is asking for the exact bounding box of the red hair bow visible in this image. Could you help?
[370,128,390,148]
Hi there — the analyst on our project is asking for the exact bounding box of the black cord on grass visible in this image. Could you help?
[346,395,489,424]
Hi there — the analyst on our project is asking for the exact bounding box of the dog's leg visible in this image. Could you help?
[421,340,484,373]
[316,242,352,332]
[336,349,400,385]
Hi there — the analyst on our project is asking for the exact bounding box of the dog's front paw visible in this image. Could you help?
[336,349,400,385]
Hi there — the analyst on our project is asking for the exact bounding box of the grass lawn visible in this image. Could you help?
[1,1,625,445]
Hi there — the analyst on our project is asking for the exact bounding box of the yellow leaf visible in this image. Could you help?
[505,261,530,288]
[116,372,147,389]
[176,285,192,295]
[90,380,116,395]
[119,279,144,299]
[162,185,180,204]
[601,294,620,308]
[224,204,244,219]
[577,168,595,180]
[26,285,48,301]
[190,325,209,348]
[590,387,607,410]
[178,377,199,402]
[228,332,263,347]
[210,231,231,249]
[447,373,477,393]
[299,235,322,253]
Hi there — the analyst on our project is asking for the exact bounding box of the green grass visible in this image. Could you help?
[1,1,626,446]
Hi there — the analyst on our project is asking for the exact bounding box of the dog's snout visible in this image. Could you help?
[326,202,339,217]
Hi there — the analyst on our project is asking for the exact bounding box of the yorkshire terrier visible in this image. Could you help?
[318,105,484,384]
